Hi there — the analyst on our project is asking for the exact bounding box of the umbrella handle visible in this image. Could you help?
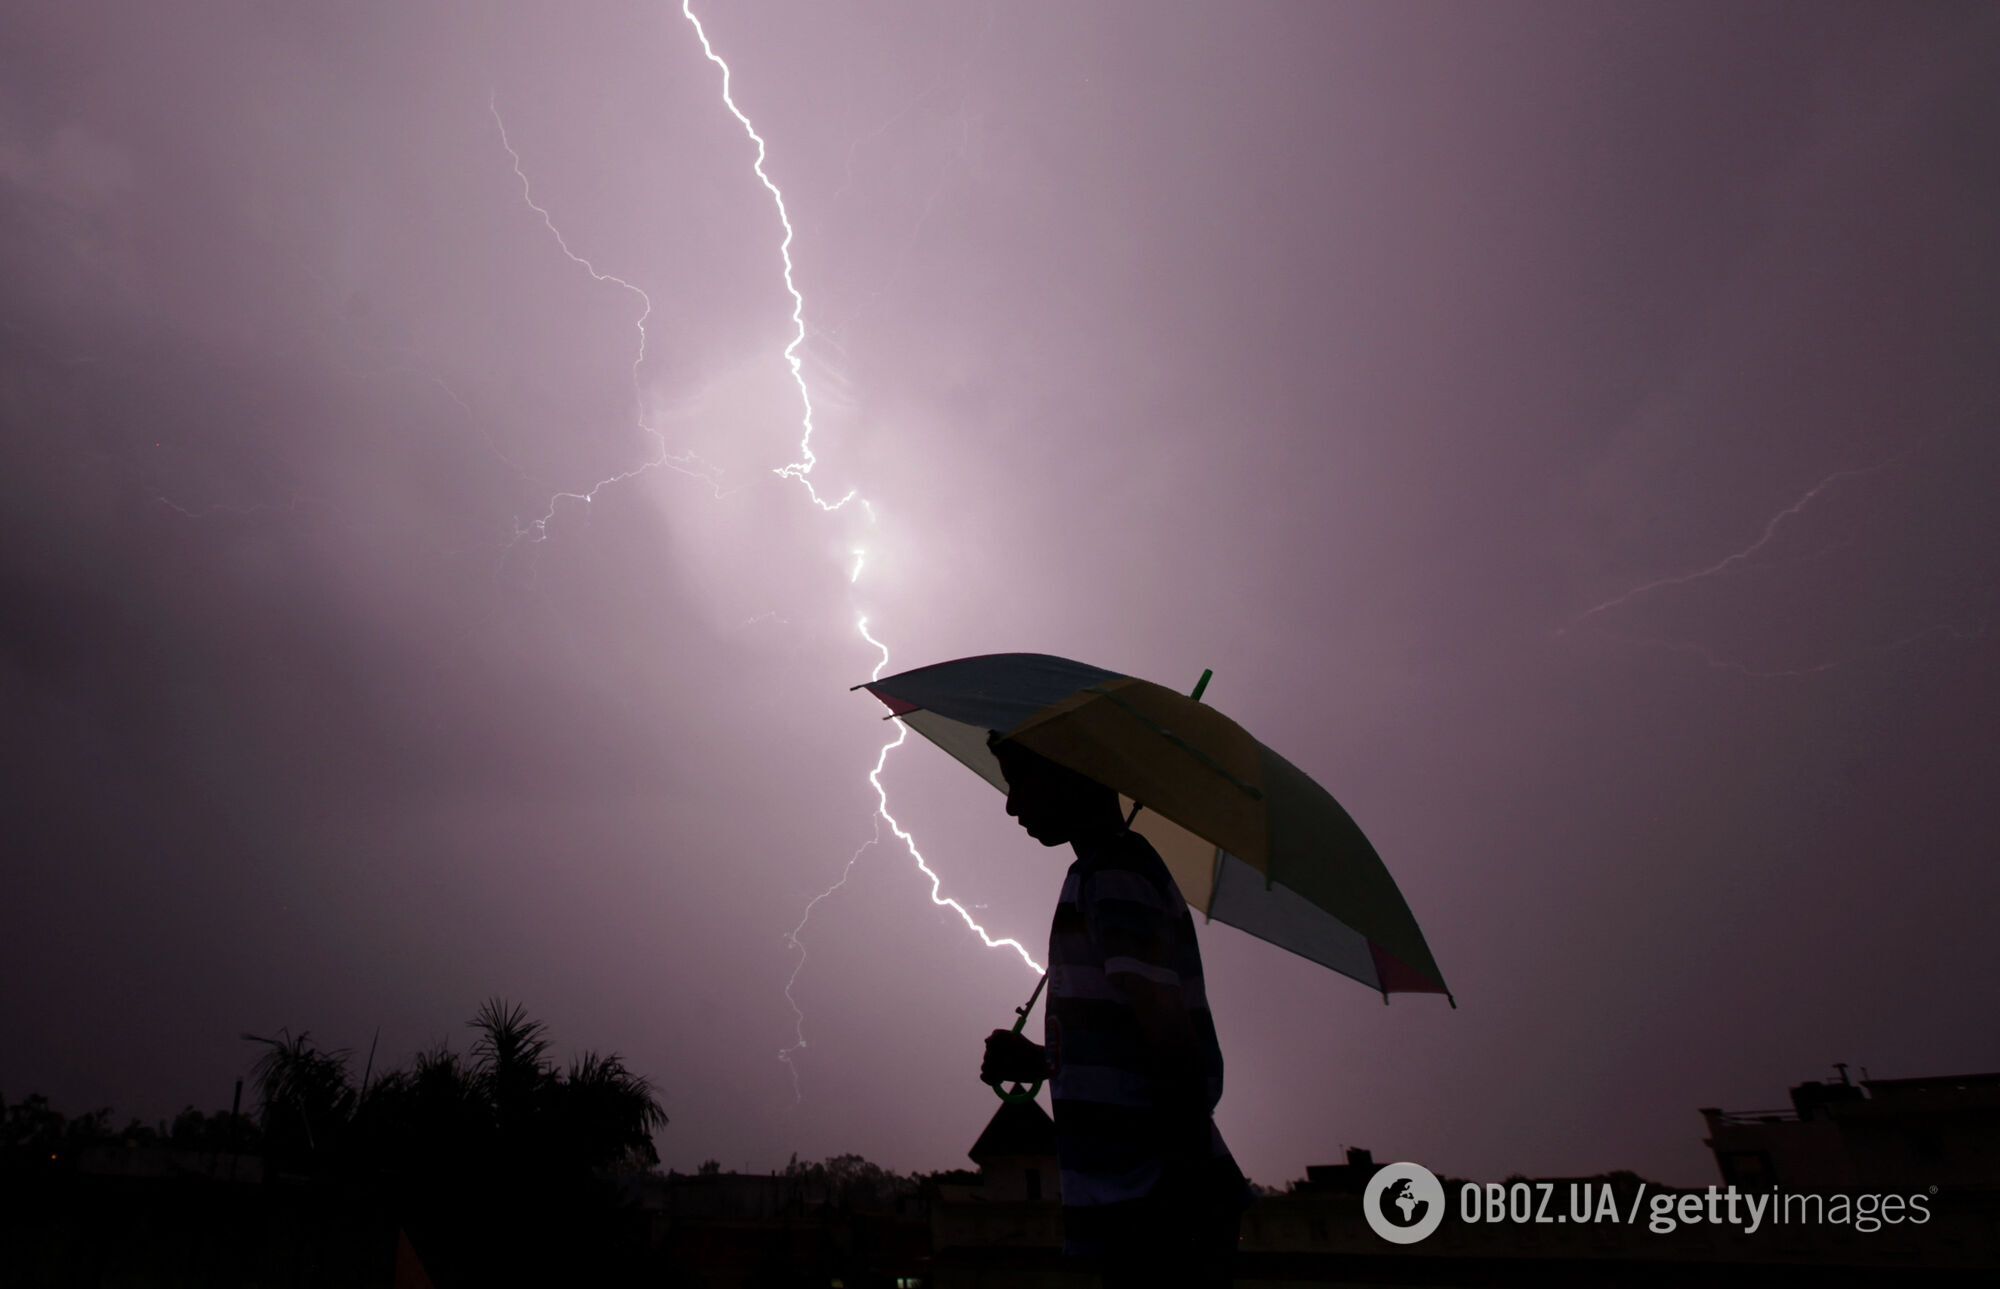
[987,972,1049,1102]
[989,1076,1042,1103]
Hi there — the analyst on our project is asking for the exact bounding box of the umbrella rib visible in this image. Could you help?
[1079,686,1263,800]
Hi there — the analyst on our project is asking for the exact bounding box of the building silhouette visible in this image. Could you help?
[1702,1066,2000,1192]
[922,1067,2000,1286]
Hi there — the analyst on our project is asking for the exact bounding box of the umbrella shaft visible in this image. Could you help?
[1011,970,1049,1034]
[1120,667,1213,830]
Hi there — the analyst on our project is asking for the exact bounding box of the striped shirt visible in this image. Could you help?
[1044,825,1248,1248]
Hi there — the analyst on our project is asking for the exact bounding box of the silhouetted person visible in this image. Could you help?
[981,731,1252,1288]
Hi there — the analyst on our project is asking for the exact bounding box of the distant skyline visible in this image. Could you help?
[3,0,1997,1190]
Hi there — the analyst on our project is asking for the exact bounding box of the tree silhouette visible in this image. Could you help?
[240,1001,665,1178]
[236,1000,666,1286]
[243,1029,357,1166]
[783,1151,918,1212]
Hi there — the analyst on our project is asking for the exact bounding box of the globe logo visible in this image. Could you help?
[1362,1161,1446,1244]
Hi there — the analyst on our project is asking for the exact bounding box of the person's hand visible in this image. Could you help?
[981,1029,1046,1085]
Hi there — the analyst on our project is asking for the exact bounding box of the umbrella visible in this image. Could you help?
[853,652,1452,1007]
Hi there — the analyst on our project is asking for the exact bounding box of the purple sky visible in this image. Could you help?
[4,1,1997,1188]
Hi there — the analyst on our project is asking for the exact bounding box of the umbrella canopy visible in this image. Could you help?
[855,652,1451,1002]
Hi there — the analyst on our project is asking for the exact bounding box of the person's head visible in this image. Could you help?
[987,730,1124,847]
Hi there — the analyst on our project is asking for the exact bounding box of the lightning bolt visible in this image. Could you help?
[483,6,1036,1108]
[1562,454,1907,631]
[673,2,1039,1104]
[777,823,879,1103]
[679,2,854,514]
[856,617,1044,976]
[488,94,732,544]
[1563,435,1992,675]
[148,490,311,521]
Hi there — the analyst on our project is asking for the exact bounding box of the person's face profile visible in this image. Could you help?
[1000,758,1070,847]
[992,735,1107,847]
